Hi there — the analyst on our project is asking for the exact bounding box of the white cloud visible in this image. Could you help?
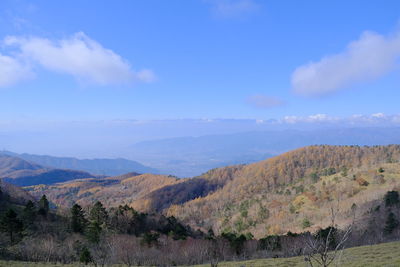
[292,30,400,96]
[4,32,155,85]
[371,112,385,118]
[281,113,400,126]
[282,114,338,124]
[308,114,331,122]
[247,94,284,108]
[206,0,258,18]
[0,53,33,87]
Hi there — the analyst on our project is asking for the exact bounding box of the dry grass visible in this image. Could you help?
[195,241,400,267]
[1,241,399,266]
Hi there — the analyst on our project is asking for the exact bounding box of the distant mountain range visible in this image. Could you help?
[128,127,400,177]
[0,151,158,176]
[0,154,97,186]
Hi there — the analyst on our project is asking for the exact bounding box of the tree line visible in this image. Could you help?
[0,188,399,266]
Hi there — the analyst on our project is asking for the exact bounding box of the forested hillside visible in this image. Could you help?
[0,180,35,211]
[27,145,400,238]
[166,145,400,236]
[26,173,183,208]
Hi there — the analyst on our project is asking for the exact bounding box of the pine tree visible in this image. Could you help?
[89,201,108,226]
[71,204,87,233]
[38,195,50,216]
[86,221,102,243]
[384,212,399,235]
[385,191,400,207]
[0,208,23,242]
[22,200,36,226]
[79,246,92,264]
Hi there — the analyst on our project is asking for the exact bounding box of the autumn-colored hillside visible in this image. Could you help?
[166,145,400,237]
[27,145,400,238]
[26,173,182,208]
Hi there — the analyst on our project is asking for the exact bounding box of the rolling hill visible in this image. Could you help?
[27,145,400,238]
[0,154,97,186]
[0,179,35,215]
[25,173,183,208]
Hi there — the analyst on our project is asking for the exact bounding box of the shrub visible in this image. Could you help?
[79,247,92,264]
[302,218,312,229]
[221,232,249,254]
[142,231,160,247]
[384,191,400,207]
[356,177,369,186]
[315,227,337,249]
[310,172,320,183]
[258,235,281,251]
[384,212,399,235]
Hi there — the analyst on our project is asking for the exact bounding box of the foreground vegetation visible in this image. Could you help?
[1,241,399,266]
[0,187,399,266]
[196,241,400,267]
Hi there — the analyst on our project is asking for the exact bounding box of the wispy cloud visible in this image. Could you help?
[291,30,400,96]
[282,114,339,124]
[206,0,259,18]
[280,113,400,126]
[0,53,33,87]
[246,94,284,108]
[2,32,155,86]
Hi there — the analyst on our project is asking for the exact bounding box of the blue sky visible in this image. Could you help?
[2,0,400,159]
[0,0,399,123]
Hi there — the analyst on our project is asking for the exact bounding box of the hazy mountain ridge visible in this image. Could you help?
[128,127,400,177]
[1,151,158,176]
[0,155,43,177]
[0,154,97,186]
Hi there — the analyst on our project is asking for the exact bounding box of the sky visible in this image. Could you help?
[1,0,400,157]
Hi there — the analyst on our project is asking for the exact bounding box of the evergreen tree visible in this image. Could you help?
[71,204,87,233]
[206,228,215,240]
[38,195,50,216]
[385,191,400,207]
[86,221,102,243]
[22,200,36,226]
[384,212,399,235]
[141,231,160,247]
[79,246,92,264]
[0,208,23,242]
[89,201,108,225]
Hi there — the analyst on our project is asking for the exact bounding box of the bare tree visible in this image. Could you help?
[304,201,355,267]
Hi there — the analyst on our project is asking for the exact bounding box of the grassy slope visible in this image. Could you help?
[0,241,399,266]
[195,241,400,267]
